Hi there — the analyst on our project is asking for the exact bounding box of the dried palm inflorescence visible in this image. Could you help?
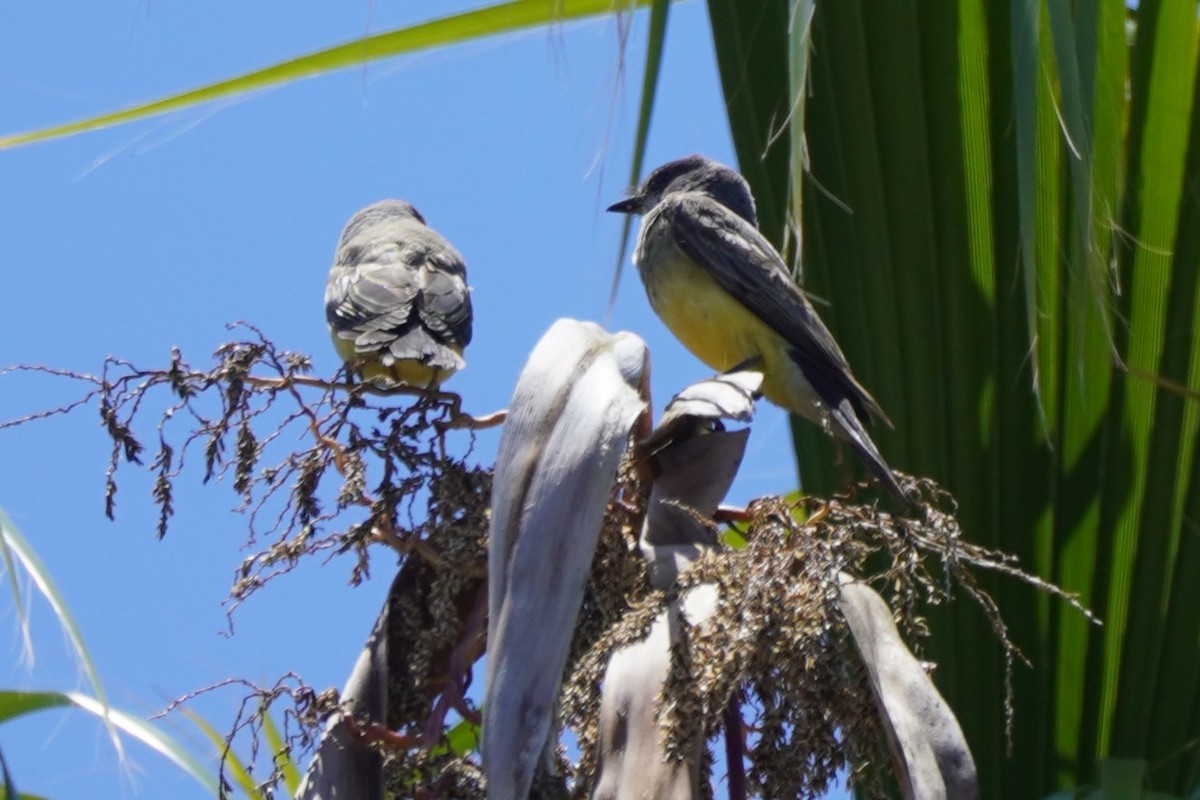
[2,319,1094,800]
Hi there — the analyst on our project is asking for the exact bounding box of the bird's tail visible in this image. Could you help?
[827,398,908,504]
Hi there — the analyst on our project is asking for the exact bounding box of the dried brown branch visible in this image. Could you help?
[2,322,501,612]
[155,673,341,799]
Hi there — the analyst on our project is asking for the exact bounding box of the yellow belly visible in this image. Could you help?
[330,332,456,389]
[645,250,765,369]
[642,249,821,419]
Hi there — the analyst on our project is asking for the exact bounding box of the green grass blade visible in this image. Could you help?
[0,0,647,150]
[0,690,217,796]
[63,692,219,796]
[0,514,121,760]
[0,511,31,663]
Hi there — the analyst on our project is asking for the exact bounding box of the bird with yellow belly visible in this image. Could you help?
[609,155,906,501]
[325,200,472,390]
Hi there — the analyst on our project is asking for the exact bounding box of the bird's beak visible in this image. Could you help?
[606,196,643,215]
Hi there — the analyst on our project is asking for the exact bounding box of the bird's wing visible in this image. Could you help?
[325,226,471,370]
[662,193,889,426]
[419,247,474,347]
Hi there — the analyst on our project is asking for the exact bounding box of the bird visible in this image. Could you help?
[325,199,472,389]
[607,155,905,500]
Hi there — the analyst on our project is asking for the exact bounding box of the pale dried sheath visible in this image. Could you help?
[592,584,720,800]
[593,370,761,799]
[484,319,648,800]
[838,575,978,800]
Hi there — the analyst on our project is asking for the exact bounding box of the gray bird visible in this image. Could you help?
[608,155,904,500]
[325,200,472,388]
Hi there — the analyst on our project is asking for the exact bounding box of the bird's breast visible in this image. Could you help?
[634,235,824,420]
[636,241,772,374]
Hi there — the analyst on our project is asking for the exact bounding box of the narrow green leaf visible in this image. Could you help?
[786,0,815,267]
[629,0,669,190]
[1011,0,1048,426]
[1056,1,1126,787]
[1033,1,1063,442]
[64,692,219,796]
[259,704,301,796]
[956,0,998,310]
[0,0,647,150]
[952,0,999,537]
[1047,0,1097,446]
[181,707,259,799]
[608,0,670,310]
[1140,26,1200,789]
[0,510,31,663]
[0,690,217,796]
[0,747,14,800]
[0,690,73,724]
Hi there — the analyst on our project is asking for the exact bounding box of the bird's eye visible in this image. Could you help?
[341,245,362,264]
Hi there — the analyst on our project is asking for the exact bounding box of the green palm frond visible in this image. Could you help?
[709,0,1200,796]
[0,0,649,150]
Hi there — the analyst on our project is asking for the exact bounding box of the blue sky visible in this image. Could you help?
[0,2,817,797]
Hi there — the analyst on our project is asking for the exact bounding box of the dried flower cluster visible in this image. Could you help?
[561,476,1092,798]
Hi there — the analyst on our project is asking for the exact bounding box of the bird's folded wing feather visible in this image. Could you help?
[325,235,472,368]
[419,251,473,346]
[663,193,888,426]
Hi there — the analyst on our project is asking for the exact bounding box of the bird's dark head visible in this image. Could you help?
[606,155,758,225]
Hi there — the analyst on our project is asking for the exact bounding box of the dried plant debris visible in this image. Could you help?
[0,323,498,609]
[384,751,488,800]
[568,451,655,664]
[559,451,659,786]
[156,673,342,799]
[385,464,490,732]
[3,326,501,797]
[151,468,491,799]
[564,479,1094,799]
